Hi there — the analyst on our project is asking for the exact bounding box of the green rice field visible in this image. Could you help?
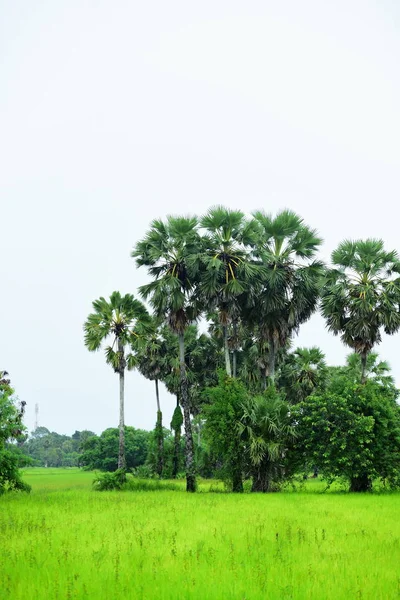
[1,469,400,599]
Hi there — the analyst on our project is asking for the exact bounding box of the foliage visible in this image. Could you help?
[202,375,247,492]
[248,209,324,381]
[321,239,400,382]
[239,388,296,492]
[293,378,400,491]
[80,427,150,472]
[278,346,328,403]
[92,468,127,491]
[19,427,94,467]
[0,372,31,494]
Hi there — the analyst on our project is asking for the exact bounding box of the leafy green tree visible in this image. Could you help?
[249,210,324,383]
[133,216,202,492]
[170,399,184,478]
[199,206,258,376]
[84,291,150,469]
[293,378,400,491]
[0,372,30,494]
[203,375,247,492]
[239,389,296,492]
[321,239,400,383]
[80,427,150,471]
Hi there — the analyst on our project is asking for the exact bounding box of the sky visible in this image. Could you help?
[1,0,400,436]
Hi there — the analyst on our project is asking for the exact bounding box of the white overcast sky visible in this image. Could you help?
[1,0,400,435]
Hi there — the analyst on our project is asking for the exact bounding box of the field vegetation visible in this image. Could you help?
[1,469,400,599]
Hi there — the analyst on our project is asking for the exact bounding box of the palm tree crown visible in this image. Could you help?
[248,209,324,381]
[321,239,400,382]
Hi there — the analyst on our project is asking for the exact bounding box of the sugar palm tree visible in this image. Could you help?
[321,239,400,383]
[135,321,168,477]
[249,210,324,383]
[345,352,396,389]
[279,347,328,403]
[84,292,150,469]
[199,206,259,376]
[239,390,296,492]
[132,216,201,492]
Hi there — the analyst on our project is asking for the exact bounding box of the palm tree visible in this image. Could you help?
[239,390,296,492]
[345,352,396,389]
[249,210,324,383]
[83,291,150,470]
[279,347,328,403]
[321,239,400,383]
[132,216,201,492]
[136,322,168,477]
[199,206,259,376]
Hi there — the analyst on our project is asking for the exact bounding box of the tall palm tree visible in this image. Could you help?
[132,216,201,492]
[83,291,150,470]
[199,206,259,376]
[136,321,168,477]
[249,210,324,383]
[321,239,400,383]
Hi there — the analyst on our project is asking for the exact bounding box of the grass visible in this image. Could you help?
[1,469,400,599]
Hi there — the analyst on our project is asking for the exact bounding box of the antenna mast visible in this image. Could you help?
[34,403,39,431]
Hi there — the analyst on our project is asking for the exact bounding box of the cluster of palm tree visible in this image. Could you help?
[84,206,400,492]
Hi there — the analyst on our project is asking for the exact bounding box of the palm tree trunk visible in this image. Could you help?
[261,367,267,391]
[172,397,181,479]
[268,338,276,384]
[118,368,126,470]
[232,321,238,378]
[223,325,232,377]
[155,379,164,478]
[361,351,368,384]
[155,378,161,412]
[178,332,196,492]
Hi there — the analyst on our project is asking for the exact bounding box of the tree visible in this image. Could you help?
[199,206,258,376]
[239,389,296,492]
[0,372,30,494]
[80,427,150,471]
[249,210,324,383]
[133,216,201,492]
[170,399,183,478]
[203,375,247,492]
[293,378,400,491]
[84,292,150,469]
[136,321,168,477]
[279,347,328,404]
[344,352,396,389]
[321,239,400,383]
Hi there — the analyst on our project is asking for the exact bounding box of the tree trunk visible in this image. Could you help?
[172,396,181,479]
[223,325,232,377]
[154,379,164,478]
[155,378,161,413]
[251,463,272,493]
[268,338,276,384]
[232,321,238,378]
[261,368,267,391]
[361,351,368,384]
[118,369,126,470]
[179,332,196,492]
[350,473,372,492]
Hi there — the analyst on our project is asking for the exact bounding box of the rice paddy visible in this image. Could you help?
[1,469,400,599]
